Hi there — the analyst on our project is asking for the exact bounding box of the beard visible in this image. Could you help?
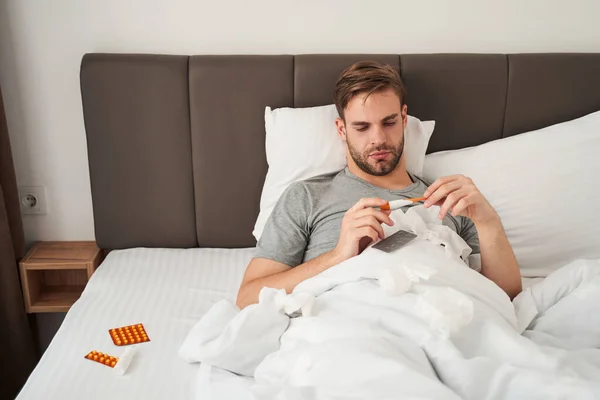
[347,136,404,177]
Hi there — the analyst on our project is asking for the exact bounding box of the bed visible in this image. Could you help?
[16,53,600,399]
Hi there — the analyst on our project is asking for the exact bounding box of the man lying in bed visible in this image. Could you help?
[237,61,521,309]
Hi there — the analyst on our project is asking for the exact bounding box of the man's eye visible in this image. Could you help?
[356,126,368,132]
[384,121,397,126]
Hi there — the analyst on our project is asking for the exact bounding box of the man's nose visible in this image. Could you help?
[370,125,386,145]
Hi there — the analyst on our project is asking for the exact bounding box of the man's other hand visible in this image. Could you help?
[423,175,499,226]
[333,198,395,261]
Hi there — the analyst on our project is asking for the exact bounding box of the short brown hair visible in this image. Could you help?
[334,61,407,120]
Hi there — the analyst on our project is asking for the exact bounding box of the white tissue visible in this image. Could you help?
[379,205,473,262]
[114,346,137,375]
[415,287,474,338]
[272,290,315,317]
[376,264,437,295]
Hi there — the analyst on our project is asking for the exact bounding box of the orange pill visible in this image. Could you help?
[104,359,110,365]
[86,354,93,359]
[111,361,116,367]
[110,356,115,361]
[100,357,105,363]
[93,355,98,361]
[136,338,141,342]
[115,358,119,362]
[92,350,98,355]
[123,340,128,344]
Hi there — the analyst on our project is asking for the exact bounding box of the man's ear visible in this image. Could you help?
[335,117,347,142]
[401,104,408,129]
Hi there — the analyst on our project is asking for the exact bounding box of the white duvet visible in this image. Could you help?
[180,206,600,400]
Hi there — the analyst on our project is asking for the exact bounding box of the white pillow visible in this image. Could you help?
[253,104,435,241]
[422,110,600,278]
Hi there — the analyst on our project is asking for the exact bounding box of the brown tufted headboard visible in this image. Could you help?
[80,53,600,250]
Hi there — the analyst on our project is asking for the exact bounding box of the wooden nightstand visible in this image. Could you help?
[19,241,104,313]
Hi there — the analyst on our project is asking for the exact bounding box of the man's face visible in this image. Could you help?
[336,89,408,176]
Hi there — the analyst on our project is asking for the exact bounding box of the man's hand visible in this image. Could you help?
[423,175,498,225]
[333,198,395,261]
[423,175,522,299]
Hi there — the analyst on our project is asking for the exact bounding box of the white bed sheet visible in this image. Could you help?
[17,246,551,400]
[17,247,255,400]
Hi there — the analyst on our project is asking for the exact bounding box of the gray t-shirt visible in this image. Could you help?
[255,168,479,267]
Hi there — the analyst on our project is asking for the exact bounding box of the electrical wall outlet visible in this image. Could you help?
[18,186,47,215]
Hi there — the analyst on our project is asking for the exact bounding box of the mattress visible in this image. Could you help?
[17,247,256,400]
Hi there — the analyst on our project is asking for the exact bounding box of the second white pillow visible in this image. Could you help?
[422,110,600,277]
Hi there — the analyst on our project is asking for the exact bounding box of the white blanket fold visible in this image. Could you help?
[180,206,600,399]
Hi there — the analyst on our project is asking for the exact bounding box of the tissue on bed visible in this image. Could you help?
[414,287,474,338]
[378,206,473,262]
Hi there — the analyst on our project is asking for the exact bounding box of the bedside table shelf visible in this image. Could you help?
[20,241,103,313]
[28,285,86,313]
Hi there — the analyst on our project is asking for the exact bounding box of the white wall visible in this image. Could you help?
[1,0,600,243]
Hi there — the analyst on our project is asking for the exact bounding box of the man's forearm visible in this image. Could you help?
[476,217,522,299]
[236,250,345,309]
